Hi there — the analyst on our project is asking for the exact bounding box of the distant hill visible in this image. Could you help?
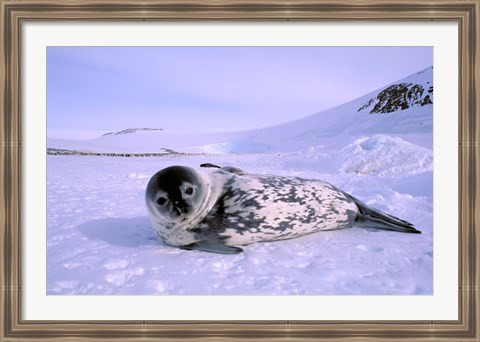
[102,128,163,136]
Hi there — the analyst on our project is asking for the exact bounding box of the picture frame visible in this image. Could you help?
[1,0,478,341]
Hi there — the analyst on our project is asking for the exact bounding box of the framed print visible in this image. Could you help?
[1,0,478,341]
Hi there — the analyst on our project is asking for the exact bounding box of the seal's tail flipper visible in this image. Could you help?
[351,197,421,234]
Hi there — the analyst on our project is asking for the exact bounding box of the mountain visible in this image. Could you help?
[47,66,433,154]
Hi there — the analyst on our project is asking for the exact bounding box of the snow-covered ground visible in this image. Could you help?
[47,67,433,295]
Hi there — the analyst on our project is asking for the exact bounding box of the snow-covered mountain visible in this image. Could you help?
[48,66,433,154]
[222,65,433,153]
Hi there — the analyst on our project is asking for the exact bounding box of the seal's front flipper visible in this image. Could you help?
[200,163,221,169]
[180,241,243,254]
[200,163,245,175]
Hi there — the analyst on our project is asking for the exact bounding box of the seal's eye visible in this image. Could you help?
[185,187,194,195]
[157,197,167,206]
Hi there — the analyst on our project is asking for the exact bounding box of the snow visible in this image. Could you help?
[47,66,433,295]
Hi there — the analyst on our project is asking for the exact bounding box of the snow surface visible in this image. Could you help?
[47,67,433,295]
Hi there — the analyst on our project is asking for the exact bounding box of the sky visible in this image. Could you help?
[47,47,432,138]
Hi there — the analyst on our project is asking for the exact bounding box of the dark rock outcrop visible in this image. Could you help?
[358,82,433,114]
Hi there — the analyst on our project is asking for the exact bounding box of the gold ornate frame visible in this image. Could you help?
[1,0,478,341]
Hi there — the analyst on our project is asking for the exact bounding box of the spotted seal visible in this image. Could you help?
[145,164,420,254]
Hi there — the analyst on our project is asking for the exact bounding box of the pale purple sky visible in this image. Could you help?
[47,47,432,137]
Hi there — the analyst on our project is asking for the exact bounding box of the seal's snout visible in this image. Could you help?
[171,200,192,217]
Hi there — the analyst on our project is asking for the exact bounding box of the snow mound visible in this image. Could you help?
[339,135,433,176]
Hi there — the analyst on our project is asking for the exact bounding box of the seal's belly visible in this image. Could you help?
[200,174,359,246]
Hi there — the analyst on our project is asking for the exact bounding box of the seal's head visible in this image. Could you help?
[145,166,204,224]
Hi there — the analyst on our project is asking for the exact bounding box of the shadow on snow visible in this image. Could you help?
[77,216,159,247]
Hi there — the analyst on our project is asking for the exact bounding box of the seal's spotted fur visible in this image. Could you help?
[145,165,420,254]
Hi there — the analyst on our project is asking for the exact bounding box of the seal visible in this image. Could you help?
[145,164,421,254]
